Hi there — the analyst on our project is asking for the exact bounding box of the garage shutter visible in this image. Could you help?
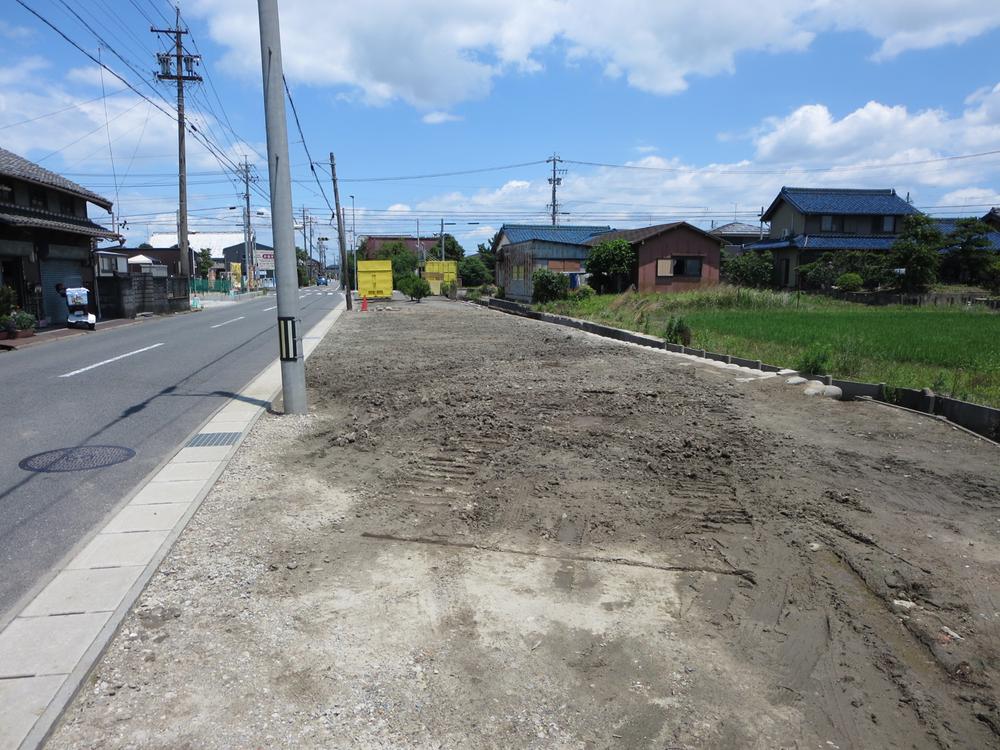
[40,259,83,325]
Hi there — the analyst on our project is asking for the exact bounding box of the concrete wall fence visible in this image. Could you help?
[474,297,1000,442]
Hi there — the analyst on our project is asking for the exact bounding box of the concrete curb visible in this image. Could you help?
[1,300,347,750]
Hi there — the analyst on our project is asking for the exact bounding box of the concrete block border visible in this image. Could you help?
[470,297,1000,443]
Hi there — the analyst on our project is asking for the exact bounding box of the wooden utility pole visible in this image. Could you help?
[241,156,252,290]
[329,153,352,309]
[152,7,201,282]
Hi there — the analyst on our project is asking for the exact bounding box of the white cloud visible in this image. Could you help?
[387,203,411,212]
[191,0,1000,108]
[422,111,462,125]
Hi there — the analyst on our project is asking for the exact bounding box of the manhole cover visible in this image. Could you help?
[19,446,135,473]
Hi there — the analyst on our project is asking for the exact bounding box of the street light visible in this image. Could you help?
[439,220,479,260]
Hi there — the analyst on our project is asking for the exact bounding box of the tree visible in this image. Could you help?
[138,242,153,249]
[341,251,355,290]
[296,247,310,286]
[982,257,1000,295]
[721,250,774,288]
[891,215,944,293]
[431,233,465,262]
[196,248,214,278]
[375,241,419,288]
[401,276,431,302]
[459,255,490,286]
[941,218,992,284]
[585,238,635,293]
[476,231,500,274]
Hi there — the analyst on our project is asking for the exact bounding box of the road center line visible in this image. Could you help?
[263,305,277,311]
[58,343,165,378]
[210,316,246,329]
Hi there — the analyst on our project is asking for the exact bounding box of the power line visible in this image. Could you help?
[0,87,128,130]
[313,159,550,183]
[283,74,334,218]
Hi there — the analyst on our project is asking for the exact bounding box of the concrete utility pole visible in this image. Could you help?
[349,195,357,291]
[329,153,353,309]
[153,7,201,282]
[241,156,252,290]
[546,153,564,227]
[256,0,306,414]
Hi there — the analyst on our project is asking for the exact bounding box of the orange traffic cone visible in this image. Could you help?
[361,295,368,312]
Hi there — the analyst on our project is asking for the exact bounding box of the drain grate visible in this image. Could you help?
[19,446,135,473]
[188,432,241,448]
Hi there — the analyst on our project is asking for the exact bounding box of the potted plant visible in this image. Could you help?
[10,310,36,338]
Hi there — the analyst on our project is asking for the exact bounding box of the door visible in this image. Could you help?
[40,259,83,325]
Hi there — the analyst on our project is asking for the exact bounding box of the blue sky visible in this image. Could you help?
[2,1,999,255]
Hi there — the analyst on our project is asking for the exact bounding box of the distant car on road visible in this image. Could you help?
[317,276,329,286]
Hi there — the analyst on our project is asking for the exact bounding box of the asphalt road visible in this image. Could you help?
[0,288,344,621]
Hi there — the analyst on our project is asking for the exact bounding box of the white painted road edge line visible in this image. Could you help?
[5,300,347,750]
[263,305,277,311]
[209,316,246,329]
[57,343,165,378]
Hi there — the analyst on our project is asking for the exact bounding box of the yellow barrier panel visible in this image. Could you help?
[357,259,393,299]
[424,260,457,295]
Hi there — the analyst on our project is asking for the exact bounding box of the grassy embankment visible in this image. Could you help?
[536,287,1000,408]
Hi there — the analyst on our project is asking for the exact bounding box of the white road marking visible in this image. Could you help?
[210,316,246,329]
[263,305,277,311]
[59,343,165,378]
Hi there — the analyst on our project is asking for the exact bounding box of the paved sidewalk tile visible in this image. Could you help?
[0,612,110,677]
[131,479,205,505]
[154,461,220,482]
[21,567,144,617]
[0,675,65,750]
[67,531,170,569]
[172,446,233,464]
[102,503,191,534]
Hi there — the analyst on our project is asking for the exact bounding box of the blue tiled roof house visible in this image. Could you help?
[493,224,613,300]
[748,186,920,287]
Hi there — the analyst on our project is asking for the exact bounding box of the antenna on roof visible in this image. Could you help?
[905,191,911,204]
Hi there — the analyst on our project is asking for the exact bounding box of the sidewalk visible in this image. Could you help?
[43,299,1000,748]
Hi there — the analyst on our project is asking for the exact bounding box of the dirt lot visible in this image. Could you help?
[49,298,1000,749]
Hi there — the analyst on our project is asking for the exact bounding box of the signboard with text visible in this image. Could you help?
[256,250,275,270]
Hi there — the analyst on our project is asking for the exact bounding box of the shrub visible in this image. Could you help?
[0,314,13,335]
[532,268,569,303]
[662,316,692,346]
[835,272,863,292]
[721,250,773,288]
[796,344,831,376]
[458,255,491,287]
[495,285,505,300]
[397,275,414,296]
[440,281,458,299]
[572,284,595,300]
[479,284,498,297]
[10,310,36,330]
[406,277,431,302]
[465,287,482,301]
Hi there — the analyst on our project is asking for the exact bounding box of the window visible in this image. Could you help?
[59,195,75,216]
[656,258,673,277]
[821,215,843,232]
[882,215,896,233]
[672,257,703,278]
[29,189,47,210]
[0,182,13,203]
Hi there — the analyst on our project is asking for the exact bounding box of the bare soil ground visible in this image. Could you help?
[49,298,1000,749]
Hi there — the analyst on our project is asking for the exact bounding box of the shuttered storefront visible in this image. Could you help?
[40,258,83,325]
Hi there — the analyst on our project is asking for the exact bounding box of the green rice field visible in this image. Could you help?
[536,287,1000,408]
